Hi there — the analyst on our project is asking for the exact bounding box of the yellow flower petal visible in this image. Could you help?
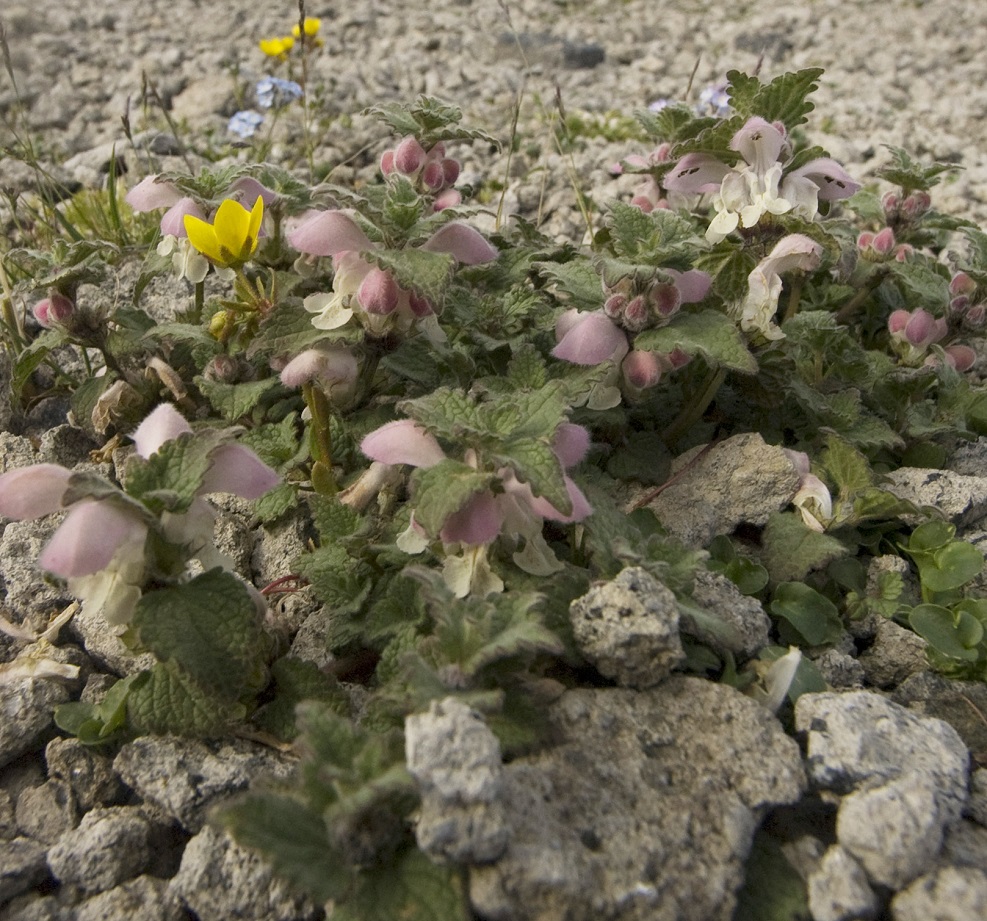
[183,214,224,264]
[245,196,264,259]
[292,17,321,38]
[259,35,294,56]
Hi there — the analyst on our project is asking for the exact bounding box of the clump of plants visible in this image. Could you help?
[4,54,987,917]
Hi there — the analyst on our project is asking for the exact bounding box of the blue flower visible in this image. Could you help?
[256,76,303,110]
[697,83,731,118]
[228,110,264,139]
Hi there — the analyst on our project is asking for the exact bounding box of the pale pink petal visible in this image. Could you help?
[199,444,280,498]
[227,176,280,206]
[786,157,861,201]
[132,404,192,458]
[552,424,591,468]
[551,311,629,365]
[731,117,785,172]
[160,198,206,238]
[39,500,146,578]
[662,153,730,194]
[528,475,593,523]
[0,464,73,520]
[555,308,584,341]
[280,347,359,389]
[440,491,504,545]
[621,350,662,390]
[360,420,446,469]
[761,234,823,277]
[419,222,498,265]
[125,176,183,212]
[287,210,373,257]
[667,268,712,304]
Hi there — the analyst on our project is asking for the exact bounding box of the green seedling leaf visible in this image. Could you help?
[761,512,848,583]
[734,827,810,921]
[219,792,350,903]
[333,847,470,921]
[907,519,956,553]
[54,672,144,744]
[770,582,844,647]
[910,604,983,661]
[920,540,984,594]
[633,310,758,374]
[132,568,271,698]
[410,460,499,537]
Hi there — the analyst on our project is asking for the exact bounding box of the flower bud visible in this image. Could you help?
[357,268,400,315]
[950,272,977,297]
[380,149,395,175]
[894,244,914,262]
[209,310,231,338]
[945,344,977,372]
[203,354,240,383]
[964,305,987,330]
[428,142,446,160]
[631,195,654,213]
[902,191,932,218]
[421,160,445,191]
[32,292,74,328]
[871,226,896,256]
[949,295,971,317]
[621,350,662,390]
[881,191,900,219]
[394,136,426,175]
[856,231,874,252]
[440,158,461,186]
[603,293,628,319]
[650,282,681,318]
[622,295,649,331]
[408,291,434,317]
[664,347,692,371]
[888,309,911,335]
[432,189,462,212]
[904,309,944,348]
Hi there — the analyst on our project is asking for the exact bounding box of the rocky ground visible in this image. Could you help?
[3,0,987,919]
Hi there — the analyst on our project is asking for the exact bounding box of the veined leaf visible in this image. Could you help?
[634,310,758,373]
[410,460,498,537]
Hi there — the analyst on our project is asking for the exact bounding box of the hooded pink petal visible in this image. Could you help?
[288,210,373,257]
[552,424,591,468]
[786,157,861,201]
[132,404,193,459]
[39,500,147,578]
[199,444,280,498]
[160,198,206,238]
[439,490,504,545]
[730,117,785,173]
[0,464,73,520]
[551,311,629,365]
[662,153,731,194]
[360,420,446,469]
[528,475,593,523]
[419,222,498,265]
[761,234,824,276]
[280,346,359,389]
[125,175,183,212]
[667,268,712,304]
[227,176,280,207]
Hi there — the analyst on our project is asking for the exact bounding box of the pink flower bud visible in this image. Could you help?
[664,347,691,370]
[888,309,911,335]
[380,149,396,175]
[622,350,662,389]
[949,295,971,317]
[603,293,628,319]
[945,344,977,372]
[903,309,940,348]
[33,292,74,328]
[408,291,434,317]
[428,142,446,160]
[394,137,426,174]
[622,295,649,331]
[440,158,460,186]
[881,191,900,217]
[950,272,977,297]
[856,232,874,251]
[650,282,681,318]
[631,195,654,213]
[965,305,986,330]
[872,227,896,256]
[432,189,462,212]
[902,191,932,218]
[653,142,672,162]
[894,244,914,262]
[421,161,445,191]
[357,268,400,315]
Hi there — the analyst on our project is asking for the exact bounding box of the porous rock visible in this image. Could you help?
[0,837,49,904]
[891,866,987,921]
[794,691,969,824]
[15,779,78,844]
[643,433,800,547]
[857,618,928,689]
[968,768,987,826]
[685,569,771,659]
[113,735,295,832]
[806,845,878,921]
[882,467,987,527]
[469,678,805,921]
[46,806,153,894]
[169,824,321,921]
[569,567,684,687]
[45,737,124,812]
[72,875,187,921]
[405,697,508,864]
[0,678,69,770]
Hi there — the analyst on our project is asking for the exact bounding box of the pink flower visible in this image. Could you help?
[279,346,359,395]
[32,292,74,328]
[551,310,630,365]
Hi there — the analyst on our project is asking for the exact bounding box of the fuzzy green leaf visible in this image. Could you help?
[506,344,549,390]
[333,847,470,921]
[196,377,281,423]
[534,259,606,310]
[252,483,298,523]
[491,437,571,515]
[695,246,758,299]
[126,661,243,736]
[219,793,350,903]
[886,260,950,311]
[296,543,374,614]
[367,248,454,304]
[634,310,758,373]
[247,301,359,360]
[729,67,824,128]
[133,568,271,698]
[252,657,349,741]
[495,380,569,439]
[310,495,365,541]
[876,145,959,192]
[821,433,873,499]
[761,512,848,583]
[606,201,661,260]
[411,460,499,537]
[123,429,227,513]
[770,582,844,646]
[399,387,485,439]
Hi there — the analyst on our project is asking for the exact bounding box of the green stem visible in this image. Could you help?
[193,281,205,325]
[782,274,804,325]
[303,381,337,495]
[835,267,889,325]
[661,365,727,448]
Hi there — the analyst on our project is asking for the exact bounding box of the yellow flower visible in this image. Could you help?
[184,197,264,270]
[291,17,321,38]
[259,35,295,57]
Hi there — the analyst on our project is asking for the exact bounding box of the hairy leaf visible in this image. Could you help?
[761,512,848,583]
[126,661,243,736]
[197,377,281,423]
[770,581,844,646]
[410,460,499,536]
[634,310,758,373]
